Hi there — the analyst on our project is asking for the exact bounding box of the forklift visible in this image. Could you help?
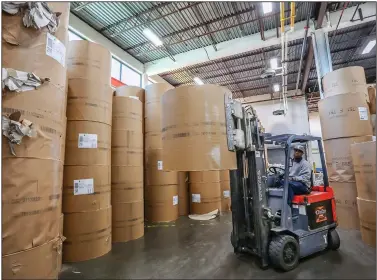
[225,93,340,271]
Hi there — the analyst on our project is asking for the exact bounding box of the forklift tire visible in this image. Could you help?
[327,229,340,250]
[269,235,299,272]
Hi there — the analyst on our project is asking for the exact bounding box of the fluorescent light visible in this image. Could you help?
[270,58,278,69]
[262,2,273,14]
[273,84,280,92]
[362,39,376,54]
[193,77,204,85]
[143,28,163,47]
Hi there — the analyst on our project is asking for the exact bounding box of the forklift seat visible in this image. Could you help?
[292,186,334,205]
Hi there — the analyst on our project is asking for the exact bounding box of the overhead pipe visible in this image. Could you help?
[295,4,312,95]
[279,2,286,114]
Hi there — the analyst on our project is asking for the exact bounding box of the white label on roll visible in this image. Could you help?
[46,33,66,67]
[358,107,368,120]
[192,194,201,203]
[157,160,163,170]
[173,195,178,205]
[223,190,230,198]
[73,179,94,195]
[78,133,98,148]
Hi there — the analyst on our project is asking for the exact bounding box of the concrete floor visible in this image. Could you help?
[60,213,376,279]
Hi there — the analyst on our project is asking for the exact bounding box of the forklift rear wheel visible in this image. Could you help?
[269,235,299,271]
[328,229,340,250]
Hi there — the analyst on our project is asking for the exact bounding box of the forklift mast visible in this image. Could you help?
[225,93,270,268]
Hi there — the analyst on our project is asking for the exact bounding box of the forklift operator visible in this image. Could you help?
[283,145,312,204]
[268,145,312,205]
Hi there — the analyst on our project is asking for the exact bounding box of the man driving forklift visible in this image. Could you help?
[268,144,312,205]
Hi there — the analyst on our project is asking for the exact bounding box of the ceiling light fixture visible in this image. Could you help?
[362,39,376,54]
[193,77,204,85]
[270,58,278,69]
[273,84,280,92]
[143,28,163,47]
[262,2,273,14]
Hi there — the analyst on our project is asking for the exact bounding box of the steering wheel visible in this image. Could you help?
[268,166,285,177]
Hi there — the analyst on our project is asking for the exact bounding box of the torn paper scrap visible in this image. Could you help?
[2,112,36,156]
[2,2,27,14]
[188,209,219,221]
[2,2,61,32]
[2,68,49,92]
[23,2,61,32]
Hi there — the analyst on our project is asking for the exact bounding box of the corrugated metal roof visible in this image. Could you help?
[71,1,320,62]
[161,20,376,98]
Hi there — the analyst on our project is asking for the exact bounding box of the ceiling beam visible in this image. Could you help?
[300,2,328,93]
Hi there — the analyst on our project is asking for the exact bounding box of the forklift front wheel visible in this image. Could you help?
[269,235,299,272]
[328,229,340,250]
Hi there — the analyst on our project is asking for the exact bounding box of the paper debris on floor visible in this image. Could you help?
[2,68,49,92]
[188,209,219,221]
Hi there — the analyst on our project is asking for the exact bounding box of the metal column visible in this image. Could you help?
[311,29,333,98]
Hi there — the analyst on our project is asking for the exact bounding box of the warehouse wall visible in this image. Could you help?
[250,97,312,166]
[252,97,310,136]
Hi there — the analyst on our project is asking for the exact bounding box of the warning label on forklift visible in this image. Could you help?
[223,190,230,198]
[173,195,178,205]
[358,107,368,120]
[192,194,201,203]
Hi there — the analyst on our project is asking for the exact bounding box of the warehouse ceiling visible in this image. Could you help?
[71,1,376,106]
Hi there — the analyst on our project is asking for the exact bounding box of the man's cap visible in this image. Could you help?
[294,145,305,153]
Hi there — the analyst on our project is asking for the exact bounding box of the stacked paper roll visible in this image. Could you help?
[63,40,113,262]
[2,3,69,278]
[319,66,373,229]
[220,171,231,212]
[144,83,179,222]
[178,172,189,216]
[112,95,144,242]
[189,171,221,214]
[351,140,376,247]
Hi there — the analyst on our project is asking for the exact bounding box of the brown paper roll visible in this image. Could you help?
[189,182,221,215]
[2,159,63,255]
[318,92,373,140]
[63,207,112,262]
[323,66,368,99]
[67,40,112,86]
[351,141,376,200]
[161,85,237,171]
[331,182,359,230]
[115,85,145,103]
[2,237,64,279]
[357,198,376,247]
[145,185,179,222]
[323,136,373,182]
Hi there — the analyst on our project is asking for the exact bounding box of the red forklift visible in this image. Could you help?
[225,94,340,271]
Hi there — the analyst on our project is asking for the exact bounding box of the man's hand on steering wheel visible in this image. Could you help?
[268,166,285,179]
